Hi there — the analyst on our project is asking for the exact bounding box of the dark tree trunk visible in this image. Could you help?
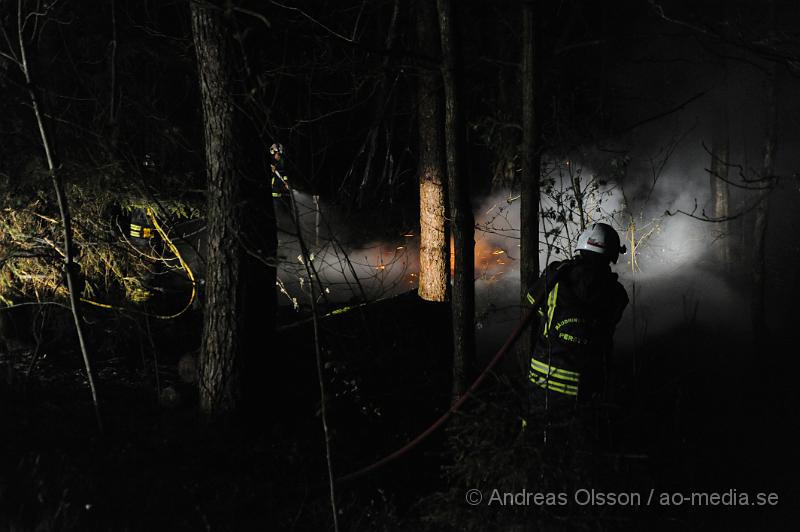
[437,0,475,400]
[752,65,777,343]
[356,0,401,206]
[417,0,448,303]
[709,114,730,268]
[191,3,276,416]
[519,0,541,361]
[489,19,521,193]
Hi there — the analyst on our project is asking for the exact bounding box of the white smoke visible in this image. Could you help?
[275,192,419,307]
[610,148,749,347]
[472,146,751,354]
[277,147,749,350]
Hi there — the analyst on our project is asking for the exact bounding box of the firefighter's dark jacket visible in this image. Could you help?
[271,165,289,198]
[527,254,628,398]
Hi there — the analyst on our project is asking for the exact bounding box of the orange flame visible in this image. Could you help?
[448,238,514,282]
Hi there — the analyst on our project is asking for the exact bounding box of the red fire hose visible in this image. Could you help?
[337,308,537,483]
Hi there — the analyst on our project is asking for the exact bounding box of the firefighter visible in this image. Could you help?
[127,207,162,297]
[525,223,628,441]
[128,207,156,244]
[268,142,295,242]
[269,143,289,198]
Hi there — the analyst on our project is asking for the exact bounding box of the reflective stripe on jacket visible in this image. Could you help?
[529,356,579,396]
[129,223,154,239]
[526,256,628,398]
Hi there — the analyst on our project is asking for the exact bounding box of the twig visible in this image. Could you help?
[287,186,339,532]
[612,90,707,137]
[268,0,436,66]
[232,6,272,29]
[701,141,776,189]
[665,192,768,223]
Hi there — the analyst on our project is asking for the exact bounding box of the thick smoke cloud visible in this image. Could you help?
[277,144,752,354]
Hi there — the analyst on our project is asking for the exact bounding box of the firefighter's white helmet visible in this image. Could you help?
[269,143,284,159]
[576,223,625,263]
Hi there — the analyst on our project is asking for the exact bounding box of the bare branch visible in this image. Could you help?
[701,141,777,189]
[0,22,18,62]
[268,0,437,66]
[649,0,800,73]
[0,47,19,65]
[270,0,355,43]
[665,192,768,223]
[613,90,707,137]
[648,1,711,37]
[232,6,271,29]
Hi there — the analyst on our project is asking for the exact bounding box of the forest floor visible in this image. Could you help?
[0,293,797,531]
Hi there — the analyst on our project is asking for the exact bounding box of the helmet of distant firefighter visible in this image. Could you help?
[575,222,626,264]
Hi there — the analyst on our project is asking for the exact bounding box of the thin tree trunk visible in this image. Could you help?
[191,3,276,416]
[15,0,102,431]
[710,44,731,272]
[417,0,448,303]
[710,120,730,267]
[752,64,777,343]
[519,0,540,362]
[357,0,401,206]
[437,0,475,400]
[286,187,339,532]
[108,0,119,150]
